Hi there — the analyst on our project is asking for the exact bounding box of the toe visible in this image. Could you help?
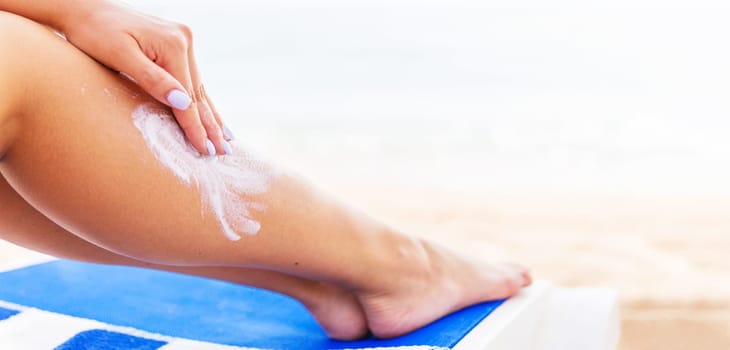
[521,269,533,287]
[502,263,532,287]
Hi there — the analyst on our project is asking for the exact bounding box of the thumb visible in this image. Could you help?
[121,49,192,111]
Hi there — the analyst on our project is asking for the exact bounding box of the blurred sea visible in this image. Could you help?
[125,0,730,195]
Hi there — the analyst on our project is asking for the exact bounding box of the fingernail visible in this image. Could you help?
[223,126,236,141]
[205,140,216,156]
[167,89,192,110]
[223,141,233,156]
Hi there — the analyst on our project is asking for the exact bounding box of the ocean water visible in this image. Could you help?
[124,0,730,194]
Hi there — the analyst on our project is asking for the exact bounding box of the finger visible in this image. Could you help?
[116,45,192,111]
[187,49,229,155]
[120,48,212,156]
[195,80,232,141]
[161,50,215,156]
[195,85,230,155]
[206,94,235,141]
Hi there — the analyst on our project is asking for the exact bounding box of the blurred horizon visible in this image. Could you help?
[124,0,730,195]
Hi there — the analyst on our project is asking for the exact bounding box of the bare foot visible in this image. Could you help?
[301,282,369,340]
[356,239,532,338]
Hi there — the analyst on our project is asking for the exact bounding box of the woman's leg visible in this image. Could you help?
[0,174,368,340]
[0,11,530,338]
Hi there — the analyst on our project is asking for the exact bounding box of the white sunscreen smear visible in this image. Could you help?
[132,104,271,241]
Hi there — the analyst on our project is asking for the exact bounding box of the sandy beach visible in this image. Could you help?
[2,189,728,349]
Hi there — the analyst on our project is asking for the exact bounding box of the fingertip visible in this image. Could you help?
[191,140,208,157]
[184,130,210,157]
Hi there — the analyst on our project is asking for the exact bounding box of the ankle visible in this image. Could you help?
[352,229,434,293]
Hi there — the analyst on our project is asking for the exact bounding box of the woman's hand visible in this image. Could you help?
[60,1,233,156]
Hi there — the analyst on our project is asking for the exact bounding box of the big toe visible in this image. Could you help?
[501,263,532,287]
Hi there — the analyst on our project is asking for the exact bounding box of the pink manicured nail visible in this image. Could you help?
[205,140,216,156]
[223,126,236,141]
[167,89,192,110]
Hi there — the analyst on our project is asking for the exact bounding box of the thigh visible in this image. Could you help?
[0,173,131,264]
[0,11,248,265]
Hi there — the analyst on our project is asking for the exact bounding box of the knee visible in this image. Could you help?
[0,11,53,46]
[0,12,39,159]
[0,12,43,76]
[0,12,66,159]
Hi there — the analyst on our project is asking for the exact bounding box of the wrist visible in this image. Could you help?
[52,0,109,34]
